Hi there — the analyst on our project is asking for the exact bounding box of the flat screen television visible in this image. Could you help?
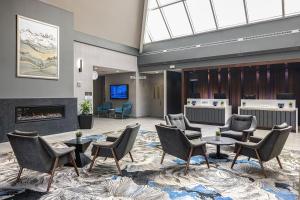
[110,84,129,99]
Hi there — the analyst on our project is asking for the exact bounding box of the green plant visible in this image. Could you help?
[80,100,92,115]
[216,131,221,136]
[289,102,293,107]
[75,131,82,138]
[220,101,224,105]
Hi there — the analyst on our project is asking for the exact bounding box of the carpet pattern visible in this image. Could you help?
[0,130,299,200]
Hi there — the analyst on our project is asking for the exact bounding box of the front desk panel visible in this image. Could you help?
[185,107,226,125]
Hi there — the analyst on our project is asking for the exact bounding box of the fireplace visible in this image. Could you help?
[15,105,65,123]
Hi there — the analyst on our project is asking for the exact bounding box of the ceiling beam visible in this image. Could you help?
[209,0,219,30]
[156,0,173,38]
[182,0,195,34]
[243,0,249,24]
[139,0,149,53]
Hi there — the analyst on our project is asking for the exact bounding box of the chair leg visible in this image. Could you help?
[129,152,134,162]
[203,154,210,169]
[184,148,193,175]
[47,158,59,192]
[248,157,251,161]
[89,146,100,172]
[103,157,108,161]
[161,151,166,164]
[69,154,79,176]
[111,148,122,175]
[15,167,23,184]
[255,149,267,178]
[231,146,242,169]
[276,156,283,169]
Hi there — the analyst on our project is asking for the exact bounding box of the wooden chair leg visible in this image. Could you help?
[276,156,283,169]
[129,152,134,162]
[47,158,59,192]
[184,148,193,175]
[69,154,79,176]
[89,146,100,172]
[248,157,251,161]
[255,149,267,178]
[203,154,210,169]
[15,167,23,184]
[231,146,242,169]
[103,157,108,161]
[160,151,166,164]
[111,148,122,175]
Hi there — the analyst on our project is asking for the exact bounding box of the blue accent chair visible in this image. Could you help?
[97,102,112,117]
[115,102,132,119]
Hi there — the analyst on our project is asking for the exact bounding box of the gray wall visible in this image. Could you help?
[146,73,164,118]
[0,0,74,98]
[139,15,300,71]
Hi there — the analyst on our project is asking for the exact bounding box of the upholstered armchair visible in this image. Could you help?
[97,102,112,117]
[89,123,140,175]
[155,124,209,175]
[220,114,257,141]
[7,131,79,192]
[165,113,202,139]
[231,123,292,177]
[115,102,132,119]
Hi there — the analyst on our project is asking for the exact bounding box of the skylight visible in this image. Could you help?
[144,0,300,44]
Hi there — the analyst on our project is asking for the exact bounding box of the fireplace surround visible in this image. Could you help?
[0,98,78,143]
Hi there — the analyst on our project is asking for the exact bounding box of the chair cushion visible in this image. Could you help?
[231,115,252,131]
[167,114,186,130]
[221,130,243,140]
[13,130,38,137]
[184,130,202,139]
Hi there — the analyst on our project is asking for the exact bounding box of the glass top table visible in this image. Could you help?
[202,136,237,159]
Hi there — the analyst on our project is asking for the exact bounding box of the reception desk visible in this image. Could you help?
[239,99,298,133]
[184,99,232,125]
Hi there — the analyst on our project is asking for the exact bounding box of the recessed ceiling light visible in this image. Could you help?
[116,70,120,72]
[162,50,167,53]
[170,65,175,69]
[195,44,201,48]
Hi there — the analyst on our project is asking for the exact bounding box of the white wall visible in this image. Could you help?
[74,42,138,113]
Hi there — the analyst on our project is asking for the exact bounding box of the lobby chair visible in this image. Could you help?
[155,124,209,175]
[220,114,257,142]
[115,102,132,119]
[165,113,202,139]
[231,123,292,177]
[89,123,140,175]
[7,131,79,192]
[97,102,112,117]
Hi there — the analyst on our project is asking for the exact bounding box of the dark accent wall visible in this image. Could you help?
[0,0,74,98]
[166,71,181,114]
[93,76,105,114]
[0,98,78,143]
[183,62,300,123]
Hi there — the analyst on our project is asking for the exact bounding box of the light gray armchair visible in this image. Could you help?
[231,123,292,177]
[155,124,209,175]
[220,114,257,142]
[89,123,140,175]
[165,113,202,139]
[7,131,79,192]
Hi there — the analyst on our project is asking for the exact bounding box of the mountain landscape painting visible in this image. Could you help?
[17,15,59,79]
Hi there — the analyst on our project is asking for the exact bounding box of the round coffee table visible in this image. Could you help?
[202,136,237,159]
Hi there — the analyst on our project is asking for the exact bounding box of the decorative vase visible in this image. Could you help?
[216,136,221,141]
[76,137,81,143]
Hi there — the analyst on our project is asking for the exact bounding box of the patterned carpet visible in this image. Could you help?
[0,130,299,200]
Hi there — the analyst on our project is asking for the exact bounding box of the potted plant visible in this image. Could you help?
[220,101,224,107]
[75,131,82,142]
[242,102,246,107]
[78,100,93,129]
[289,102,293,108]
[215,131,221,141]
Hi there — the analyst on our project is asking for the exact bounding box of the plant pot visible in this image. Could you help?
[78,114,93,129]
[215,136,221,141]
[76,137,82,143]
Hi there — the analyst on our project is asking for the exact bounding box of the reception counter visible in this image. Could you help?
[184,99,232,125]
[239,99,298,133]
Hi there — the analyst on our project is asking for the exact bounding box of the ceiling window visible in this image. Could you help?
[148,0,158,9]
[144,32,151,44]
[246,0,282,22]
[146,9,170,41]
[162,2,193,37]
[158,0,180,6]
[213,0,247,28]
[185,0,216,33]
[285,0,300,16]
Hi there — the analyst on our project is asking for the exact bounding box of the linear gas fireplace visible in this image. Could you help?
[15,105,65,123]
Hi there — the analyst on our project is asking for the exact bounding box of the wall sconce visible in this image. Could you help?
[78,59,83,72]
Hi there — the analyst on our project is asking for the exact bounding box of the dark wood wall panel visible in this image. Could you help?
[220,68,229,98]
[242,67,257,98]
[197,71,209,99]
[270,64,286,99]
[258,66,268,99]
[209,69,219,98]
[230,68,241,113]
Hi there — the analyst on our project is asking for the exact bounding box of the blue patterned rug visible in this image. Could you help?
[0,130,299,200]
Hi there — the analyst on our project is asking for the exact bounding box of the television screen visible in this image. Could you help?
[110,84,128,99]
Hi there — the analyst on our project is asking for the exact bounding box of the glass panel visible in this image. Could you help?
[144,31,151,44]
[246,0,282,22]
[162,2,193,37]
[147,9,170,41]
[285,0,300,16]
[148,0,158,10]
[213,0,246,28]
[158,0,180,6]
[186,0,216,33]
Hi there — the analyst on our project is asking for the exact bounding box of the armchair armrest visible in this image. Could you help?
[236,141,259,149]
[93,141,114,148]
[189,139,207,148]
[219,125,230,132]
[106,136,118,142]
[249,136,263,143]
[52,147,76,157]
[184,116,201,132]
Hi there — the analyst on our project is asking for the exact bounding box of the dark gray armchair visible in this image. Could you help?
[7,131,79,192]
[155,124,209,175]
[89,123,140,175]
[220,114,257,141]
[165,113,202,139]
[231,123,292,177]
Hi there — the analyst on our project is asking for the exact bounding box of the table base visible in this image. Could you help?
[208,152,229,159]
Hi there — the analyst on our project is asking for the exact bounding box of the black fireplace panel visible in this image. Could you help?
[15,105,65,123]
